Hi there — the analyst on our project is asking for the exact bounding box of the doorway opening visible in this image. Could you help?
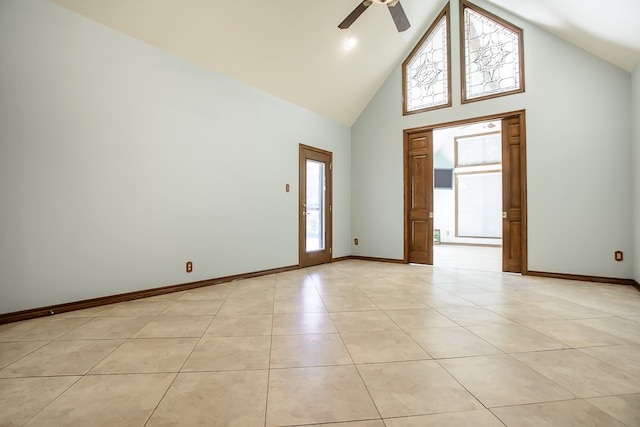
[403,110,527,273]
[433,120,502,272]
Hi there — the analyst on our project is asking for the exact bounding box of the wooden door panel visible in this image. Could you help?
[510,222,522,259]
[502,116,525,273]
[508,146,521,209]
[506,222,522,271]
[411,221,430,264]
[409,135,429,150]
[411,155,429,210]
[412,221,429,252]
[405,132,433,265]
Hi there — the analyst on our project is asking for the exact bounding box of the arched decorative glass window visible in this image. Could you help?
[461,1,524,102]
[403,4,451,115]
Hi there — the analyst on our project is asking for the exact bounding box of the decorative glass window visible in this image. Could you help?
[402,4,451,115]
[461,1,524,102]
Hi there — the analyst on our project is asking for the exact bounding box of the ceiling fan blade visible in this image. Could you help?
[338,1,371,29]
[388,1,410,32]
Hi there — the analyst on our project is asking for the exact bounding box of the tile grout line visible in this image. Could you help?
[330,274,387,426]
[142,283,235,426]
[17,373,84,427]
[263,273,279,427]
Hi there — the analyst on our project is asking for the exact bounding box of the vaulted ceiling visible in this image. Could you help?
[49,0,640,126]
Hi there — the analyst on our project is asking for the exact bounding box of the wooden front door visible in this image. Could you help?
[299,144,333,267]
[502,116,526,273]
[404,131,434,264]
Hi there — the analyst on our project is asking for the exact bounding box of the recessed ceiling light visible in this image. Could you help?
[345,36,358,49]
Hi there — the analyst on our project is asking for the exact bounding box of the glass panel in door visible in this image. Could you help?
[306,159,325,252]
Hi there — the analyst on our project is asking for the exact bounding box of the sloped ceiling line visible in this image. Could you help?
[48,0,640,126]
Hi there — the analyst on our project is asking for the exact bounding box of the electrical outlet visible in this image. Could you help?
[186,261,193,272]
[354,238,359,245]
[614,251,623,262]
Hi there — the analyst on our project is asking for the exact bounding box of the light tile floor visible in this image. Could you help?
[434,244,502,272]
[1,260,640,426]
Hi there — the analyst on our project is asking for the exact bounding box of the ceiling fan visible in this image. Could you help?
[338,0,410,32]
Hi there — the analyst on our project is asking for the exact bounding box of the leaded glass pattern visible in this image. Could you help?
[403,6,450,114]
[463,5,523,101]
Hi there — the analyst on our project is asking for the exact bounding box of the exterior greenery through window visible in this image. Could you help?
[461,1,524,102]
[402,4,451,115]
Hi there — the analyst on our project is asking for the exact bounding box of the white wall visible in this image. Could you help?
[352,0,634,279]
[0,0,351,314]
[633,64,640,283]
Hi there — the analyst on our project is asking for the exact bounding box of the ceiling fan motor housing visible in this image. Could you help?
[338,0,408,32]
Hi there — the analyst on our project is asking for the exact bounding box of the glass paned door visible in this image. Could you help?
[299,145,332,267]
[306,160,325,252]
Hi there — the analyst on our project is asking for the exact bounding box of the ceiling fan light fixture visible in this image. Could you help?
[345,36,358,49]
[338,0,410,32]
